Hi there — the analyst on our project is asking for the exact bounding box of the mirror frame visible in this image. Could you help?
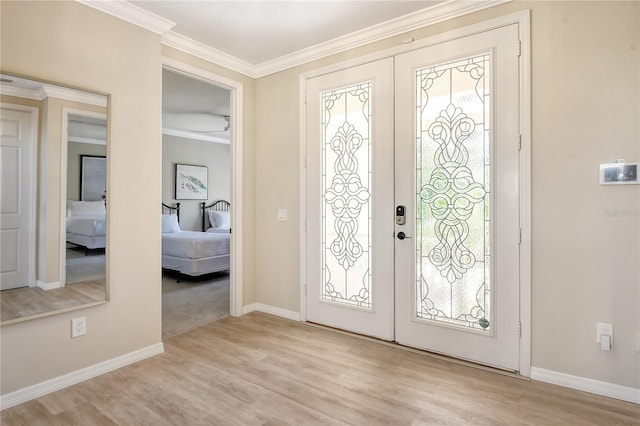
[0,71,110,325]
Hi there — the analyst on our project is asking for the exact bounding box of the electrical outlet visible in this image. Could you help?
[596,322,612,344]
[71,317,86,338]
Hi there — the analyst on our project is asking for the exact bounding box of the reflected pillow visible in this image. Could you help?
[68,200,105,216]
[162,214,181,233]
[208,210,230,229]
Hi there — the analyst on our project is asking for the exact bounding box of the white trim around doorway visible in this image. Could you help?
[299,10,531,376]
[161,56,244,317]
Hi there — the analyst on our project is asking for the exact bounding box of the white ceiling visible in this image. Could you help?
[131,1,443,65]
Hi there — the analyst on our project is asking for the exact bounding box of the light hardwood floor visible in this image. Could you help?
[0,280,106,324]
[2,313,638,425]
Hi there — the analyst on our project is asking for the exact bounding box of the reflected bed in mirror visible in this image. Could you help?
[0,72,109,325]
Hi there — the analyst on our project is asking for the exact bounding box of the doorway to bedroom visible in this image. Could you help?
[160,66,237,339]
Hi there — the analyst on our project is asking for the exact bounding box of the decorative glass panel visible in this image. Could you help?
[321,82,372,309]
[415,54,492,331]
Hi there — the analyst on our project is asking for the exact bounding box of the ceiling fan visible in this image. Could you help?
[190,115,230,133]
[163,111,230,133]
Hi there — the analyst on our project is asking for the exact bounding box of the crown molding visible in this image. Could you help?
[0,85,107,107]
[42,86,108,107]
[255,0,511,77]
[162,127,230,145]
[80,0,509,78]
[75,0,175,35]
[160,0,510,78]
[162,32,257,78]
[0,86,41,101]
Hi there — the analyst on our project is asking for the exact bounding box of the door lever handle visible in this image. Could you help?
[397,232,411,240]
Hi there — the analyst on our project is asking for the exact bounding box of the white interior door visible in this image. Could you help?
[306,58,395,340]
[395,26,521,370]
[306,25,521,370]
[0,106,37,290]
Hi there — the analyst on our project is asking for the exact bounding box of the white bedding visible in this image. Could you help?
[66,215,106,237]
[206,227,230,234]
[161,254,230,276]
[162,231,230,259]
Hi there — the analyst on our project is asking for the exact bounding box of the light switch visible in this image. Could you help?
[277,208,288,221]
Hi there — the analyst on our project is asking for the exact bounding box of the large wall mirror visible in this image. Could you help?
[0,73,109,325]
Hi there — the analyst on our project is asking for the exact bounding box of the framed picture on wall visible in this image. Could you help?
[80,155,107,201]
[175,164,208,200]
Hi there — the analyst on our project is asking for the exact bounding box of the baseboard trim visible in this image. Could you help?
[530,367,639,404]
[242,303,301,321]
[0,343,164,411]
[242,303,258,315]
[36,280,61,290]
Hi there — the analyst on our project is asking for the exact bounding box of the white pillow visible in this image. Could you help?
[208,210,230,229]
[162,214,181,233]
[68,200,105,216]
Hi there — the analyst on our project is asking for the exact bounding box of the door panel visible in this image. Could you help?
[394,26,520,370]
[306,59,395,340]
[1,107,36,290]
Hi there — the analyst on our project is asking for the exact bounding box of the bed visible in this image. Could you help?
[162,202,231,276]
[66,200,106,250]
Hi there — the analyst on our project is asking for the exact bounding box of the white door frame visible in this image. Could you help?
[161,57,244,317]
[0,102,38,288]
[299,10,531,376]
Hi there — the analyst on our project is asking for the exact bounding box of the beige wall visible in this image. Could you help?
[0,1,163,393]
[526,1,638,389]
[253,0,639,389]
[41,97,63,284]
[162,135,230,231]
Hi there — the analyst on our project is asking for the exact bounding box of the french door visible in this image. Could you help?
[306,58,395,340]
[306,25,521,370]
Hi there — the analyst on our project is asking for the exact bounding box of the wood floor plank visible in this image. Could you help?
[0,280,106,323]
[2,312,638,425]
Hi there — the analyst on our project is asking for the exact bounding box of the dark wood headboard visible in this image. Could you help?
[201,200,230,232]
[162,202,181,223]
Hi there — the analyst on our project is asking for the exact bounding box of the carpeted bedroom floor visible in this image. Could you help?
[66,254,106,284]
[162,271,230,339]
[66,245,229,339]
